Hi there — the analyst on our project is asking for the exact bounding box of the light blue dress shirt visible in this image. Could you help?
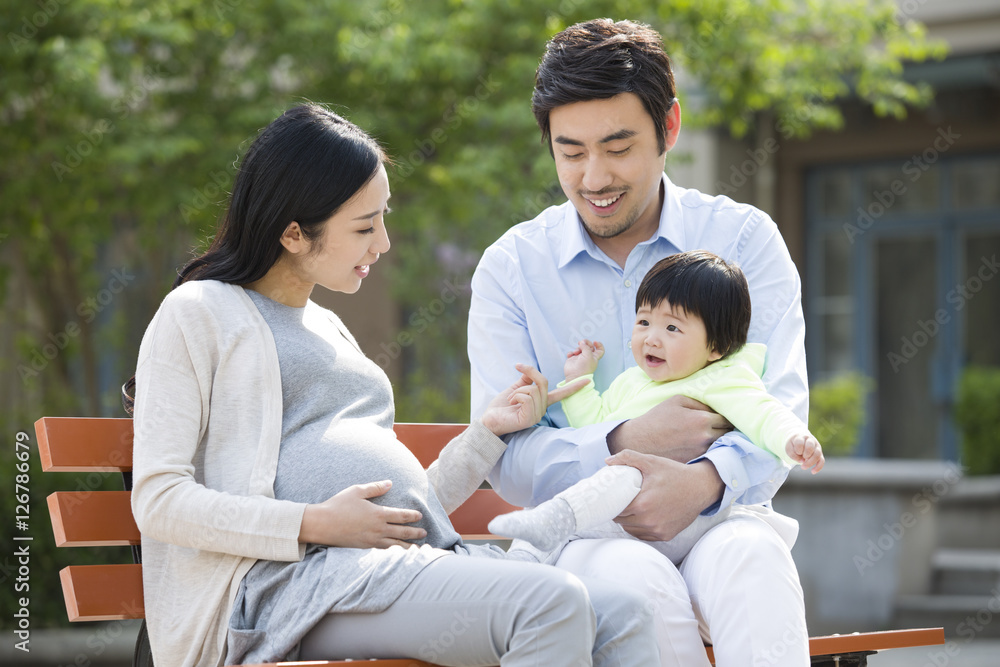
[469,174,807,513]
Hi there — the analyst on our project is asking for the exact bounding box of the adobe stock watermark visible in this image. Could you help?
[955,586,1000,643]
[7,0,71,54]
[886,254,999,373]
[343,0,404,57]
[179,160,237,222]
[418,610,476,663]
[683,3,743,62]
[568,298,617,346]
[853,463,961,576]
[373,277,469,369]
[715,137,780,197]
[51,66,165,182]
[753,619,810,666]
[16,267,136,383]
[920,587,1000,667]
[506,178,564,227]
[843,126,961,243]
[394,75,502,180]
[213,0,245,20]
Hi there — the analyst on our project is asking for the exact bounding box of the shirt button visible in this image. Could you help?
[732,479,739,488]
[624,279,632,287]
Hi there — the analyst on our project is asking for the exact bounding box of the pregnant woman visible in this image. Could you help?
[130,104,657,667]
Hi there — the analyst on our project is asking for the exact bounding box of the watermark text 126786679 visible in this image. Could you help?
[13,430,32,653]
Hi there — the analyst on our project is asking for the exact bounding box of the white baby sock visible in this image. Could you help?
[488,466,643,551]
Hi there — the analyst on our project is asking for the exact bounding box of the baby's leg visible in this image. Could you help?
[488,466,642,551]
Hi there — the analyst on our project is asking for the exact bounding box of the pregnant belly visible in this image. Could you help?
[273,418,433,509]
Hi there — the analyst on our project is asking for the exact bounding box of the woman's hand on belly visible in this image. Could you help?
[298,480,427,548]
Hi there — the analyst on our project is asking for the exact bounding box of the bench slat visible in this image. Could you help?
[393,422,468,467]
[60,564,144,621]
[45,488,514,547]
[36,417,133,472]
[249,661,437,666]
[33,418,463,472]
[449,488,519,538]
[811,626,945,654]
[48,491,140,547]
[703,627,945,663]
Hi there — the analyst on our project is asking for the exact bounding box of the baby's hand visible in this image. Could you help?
[785,434,825,474]
[564,339,605,380]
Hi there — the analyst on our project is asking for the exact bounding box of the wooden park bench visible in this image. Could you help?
[36,416,945,667]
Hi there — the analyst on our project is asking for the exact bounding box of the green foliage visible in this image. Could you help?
[394,367,472,424]
[0,430,133,629]
[809,372,874,456]
[659,0,947,138]
[954,367,1000,475]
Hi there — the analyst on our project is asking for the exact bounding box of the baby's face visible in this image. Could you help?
[631,301,721,382]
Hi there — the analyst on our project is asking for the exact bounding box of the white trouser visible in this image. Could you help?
[554,511,809,667]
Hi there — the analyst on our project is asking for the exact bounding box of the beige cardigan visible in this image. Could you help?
[132,281,505,667]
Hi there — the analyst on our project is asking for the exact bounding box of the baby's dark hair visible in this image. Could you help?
[635,250,751,359]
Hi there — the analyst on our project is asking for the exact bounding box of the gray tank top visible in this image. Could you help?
[226,289,496,664]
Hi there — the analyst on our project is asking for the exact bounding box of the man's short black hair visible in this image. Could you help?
[532,18,676,155]
[635,250,751,359]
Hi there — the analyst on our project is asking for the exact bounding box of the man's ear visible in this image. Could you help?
[280,221,308,254]
[663,100,682,154]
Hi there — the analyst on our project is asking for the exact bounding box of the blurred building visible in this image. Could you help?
[669,0,1000,462]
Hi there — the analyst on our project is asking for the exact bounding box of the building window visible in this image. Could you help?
[806,154,1000,460]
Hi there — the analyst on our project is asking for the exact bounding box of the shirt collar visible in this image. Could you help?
[557,173,687,269]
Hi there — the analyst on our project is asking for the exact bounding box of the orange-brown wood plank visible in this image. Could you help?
[809,627,945,655]
[35,417,133,472]
[35,420,461,472]
[704,627,945,663]
[35,419,462,472]
[393,423,467,468]
[48,491,140,547]
[60,564,144,622]
[249,661,439,666]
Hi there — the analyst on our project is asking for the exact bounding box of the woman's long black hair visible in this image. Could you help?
[124,104,386,416]
[174,104,387,288]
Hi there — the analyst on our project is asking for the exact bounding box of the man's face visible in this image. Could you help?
[548,93,677,246]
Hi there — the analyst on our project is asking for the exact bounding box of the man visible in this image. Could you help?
[469,19,810,667]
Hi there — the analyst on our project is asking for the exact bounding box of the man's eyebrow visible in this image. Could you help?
[598,129,637,143]
[553,129,638,147]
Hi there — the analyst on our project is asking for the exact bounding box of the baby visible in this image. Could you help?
[489,250,823,554]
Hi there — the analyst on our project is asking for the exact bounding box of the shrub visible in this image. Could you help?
[954,366,1000,475]
[808,372,874,456]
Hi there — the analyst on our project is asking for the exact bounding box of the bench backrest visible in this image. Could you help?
[35,417,516,623]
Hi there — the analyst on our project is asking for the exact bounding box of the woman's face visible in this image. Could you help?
[297,164,392,295]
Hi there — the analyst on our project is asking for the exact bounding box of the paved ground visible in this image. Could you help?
[2,625,138,667]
